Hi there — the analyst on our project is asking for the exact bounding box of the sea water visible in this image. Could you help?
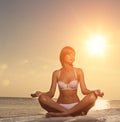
[0,97,120,122]
[0,97,45,118]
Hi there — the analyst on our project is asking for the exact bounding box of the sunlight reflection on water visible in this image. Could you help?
[92,99,110,110]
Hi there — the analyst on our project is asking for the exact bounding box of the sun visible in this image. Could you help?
[86,34,106,55]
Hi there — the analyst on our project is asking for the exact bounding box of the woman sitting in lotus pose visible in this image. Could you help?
[31,46,104,117]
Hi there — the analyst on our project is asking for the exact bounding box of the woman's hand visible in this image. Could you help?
[31,91,43,97]
[94,89,104,97]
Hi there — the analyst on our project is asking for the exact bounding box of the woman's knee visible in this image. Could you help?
[38,94,48,103]
[88,92,97,104]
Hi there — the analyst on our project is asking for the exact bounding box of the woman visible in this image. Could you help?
[31,46,104,117]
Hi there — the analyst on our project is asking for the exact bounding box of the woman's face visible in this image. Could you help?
[64,50,75,64]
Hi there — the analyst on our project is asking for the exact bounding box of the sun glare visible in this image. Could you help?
[86,34,106,56]
[92,100,110,110]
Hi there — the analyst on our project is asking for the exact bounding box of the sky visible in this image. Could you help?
[0,0,120,100]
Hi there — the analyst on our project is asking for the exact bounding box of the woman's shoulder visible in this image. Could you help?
[74,67,84,74]
[52,68,61,76]
[74,67,83,71]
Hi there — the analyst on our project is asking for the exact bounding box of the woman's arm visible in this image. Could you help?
[31,70,58,98]
[44,70,58,97]
[77,68,93,95]
[77,68,104,97]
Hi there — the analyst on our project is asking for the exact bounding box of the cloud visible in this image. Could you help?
[21,59,29,65]
[18,59,30,66]
[0,64,8,70]
[1,79,10,87]
[0,64,8,76]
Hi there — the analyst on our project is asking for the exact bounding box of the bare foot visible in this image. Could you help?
[45,113,54,118]
[81,111,86,116]
[46,111,86,118]
[46,112,70,117]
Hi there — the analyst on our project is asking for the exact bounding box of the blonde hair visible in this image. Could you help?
[59,46,75,67]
